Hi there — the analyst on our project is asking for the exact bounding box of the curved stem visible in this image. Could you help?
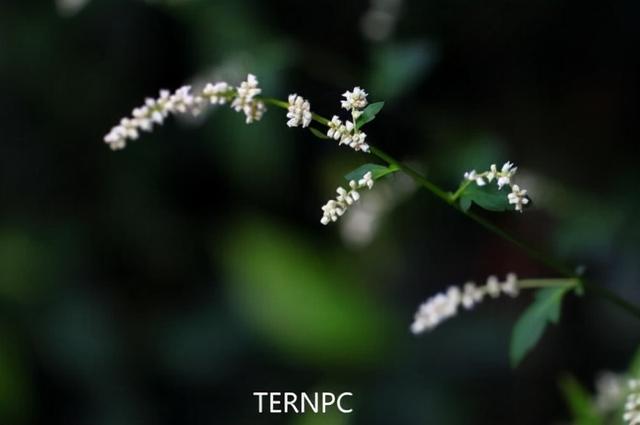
[517,278,579,289]
[262,96,640,320]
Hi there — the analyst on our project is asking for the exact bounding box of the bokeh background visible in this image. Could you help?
[1,0,639,424]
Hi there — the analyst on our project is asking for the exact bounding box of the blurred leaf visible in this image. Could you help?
[559,375,602,425]
[0,229,51,302]
[222,218,392,366]
[629,346,640,376]
[309,127,330,140]
[459,196,472,212]
[154,301,246,383]
[356,102,385,129]
[459,183,511,212]
[369,42,438,100]
[344,163,399,182]
[0,328,31,424]
[510,287,569,367]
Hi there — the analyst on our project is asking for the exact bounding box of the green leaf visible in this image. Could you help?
[459,183,511,212]
[344,163,399,182]
[355,102,385,129]
[459,196,472,212]
[221,218,393,366]
[369,42,439,100]
[559,375,602,425]
[309,127,330,140]
[510,286,570,367]
[628,346,640,377]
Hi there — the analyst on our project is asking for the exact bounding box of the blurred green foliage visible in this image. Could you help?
[222,217,393,367]
[0,0,639,424]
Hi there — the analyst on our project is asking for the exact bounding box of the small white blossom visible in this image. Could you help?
[170,86,205,116]
[318,86,372,153]
[501,273,519,296]
[508,184,529,212]
[202,82,232,105]
[327,116,344,140]
[325,115,370,153]
[497,161,517,189]
[358,172,374,189]
[624,379,640,425]
[321,172,375,225]
[462,161,530,213]
[411,274,519,334]
[231,73,266,124]
[286,94,312,128]
[341,87,368,111]
[593,372,625,413]
[464,170,486,186]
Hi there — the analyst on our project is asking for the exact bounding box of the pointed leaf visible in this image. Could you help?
[459,183,511,212]
[309,127,330,140]
[510,286,570,367]
[559,375,602,425]
[344,163,399,182]
[356,102,385,129]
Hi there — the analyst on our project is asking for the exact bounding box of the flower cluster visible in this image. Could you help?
[286,94,312,128]
[624,379,640,425]
[594,372,625,413]
[230,74,266,124]
[321,172,375,225]
[325,87,370,152]
[411,273,519,334]
[463,162,530,212]
[104,74,264,150]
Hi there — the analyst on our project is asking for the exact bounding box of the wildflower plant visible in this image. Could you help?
[104,73,640,367]
[557,349,640,425]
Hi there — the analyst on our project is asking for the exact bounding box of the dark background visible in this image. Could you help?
[0,0,639,424]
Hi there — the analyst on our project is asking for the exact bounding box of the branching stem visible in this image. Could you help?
[261,97,640,320]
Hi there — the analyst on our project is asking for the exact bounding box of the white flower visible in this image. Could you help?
[461,282,484,309]
[496,161,517,189]
[358,172,374,189]
[624,379,640,425]
[341,87,368,111]
[486,275,501,298]
[319,86,372,153]
[286,94,312,128]
[593,372,625,413]
[508,184,529,212]
[231,74,266,124]
[325,115,370,153]
[465,161,519,189]
[169,86,205,116]
[461,161,531,213]
[464,170,486,186]
[501,273,519,296]
[202,82,232,105]
[321,172,375,225]
[411,274,519,334]
[327,116,343,140]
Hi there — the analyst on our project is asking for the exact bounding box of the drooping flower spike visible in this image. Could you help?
[463,161,529,212]
[411,274,519,334]
[321,172,375,225]
[104,74,264,151]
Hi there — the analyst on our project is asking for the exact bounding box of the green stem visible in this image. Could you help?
[262,97,640,320]
[450,180,472,201]
[517,278,579,289]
